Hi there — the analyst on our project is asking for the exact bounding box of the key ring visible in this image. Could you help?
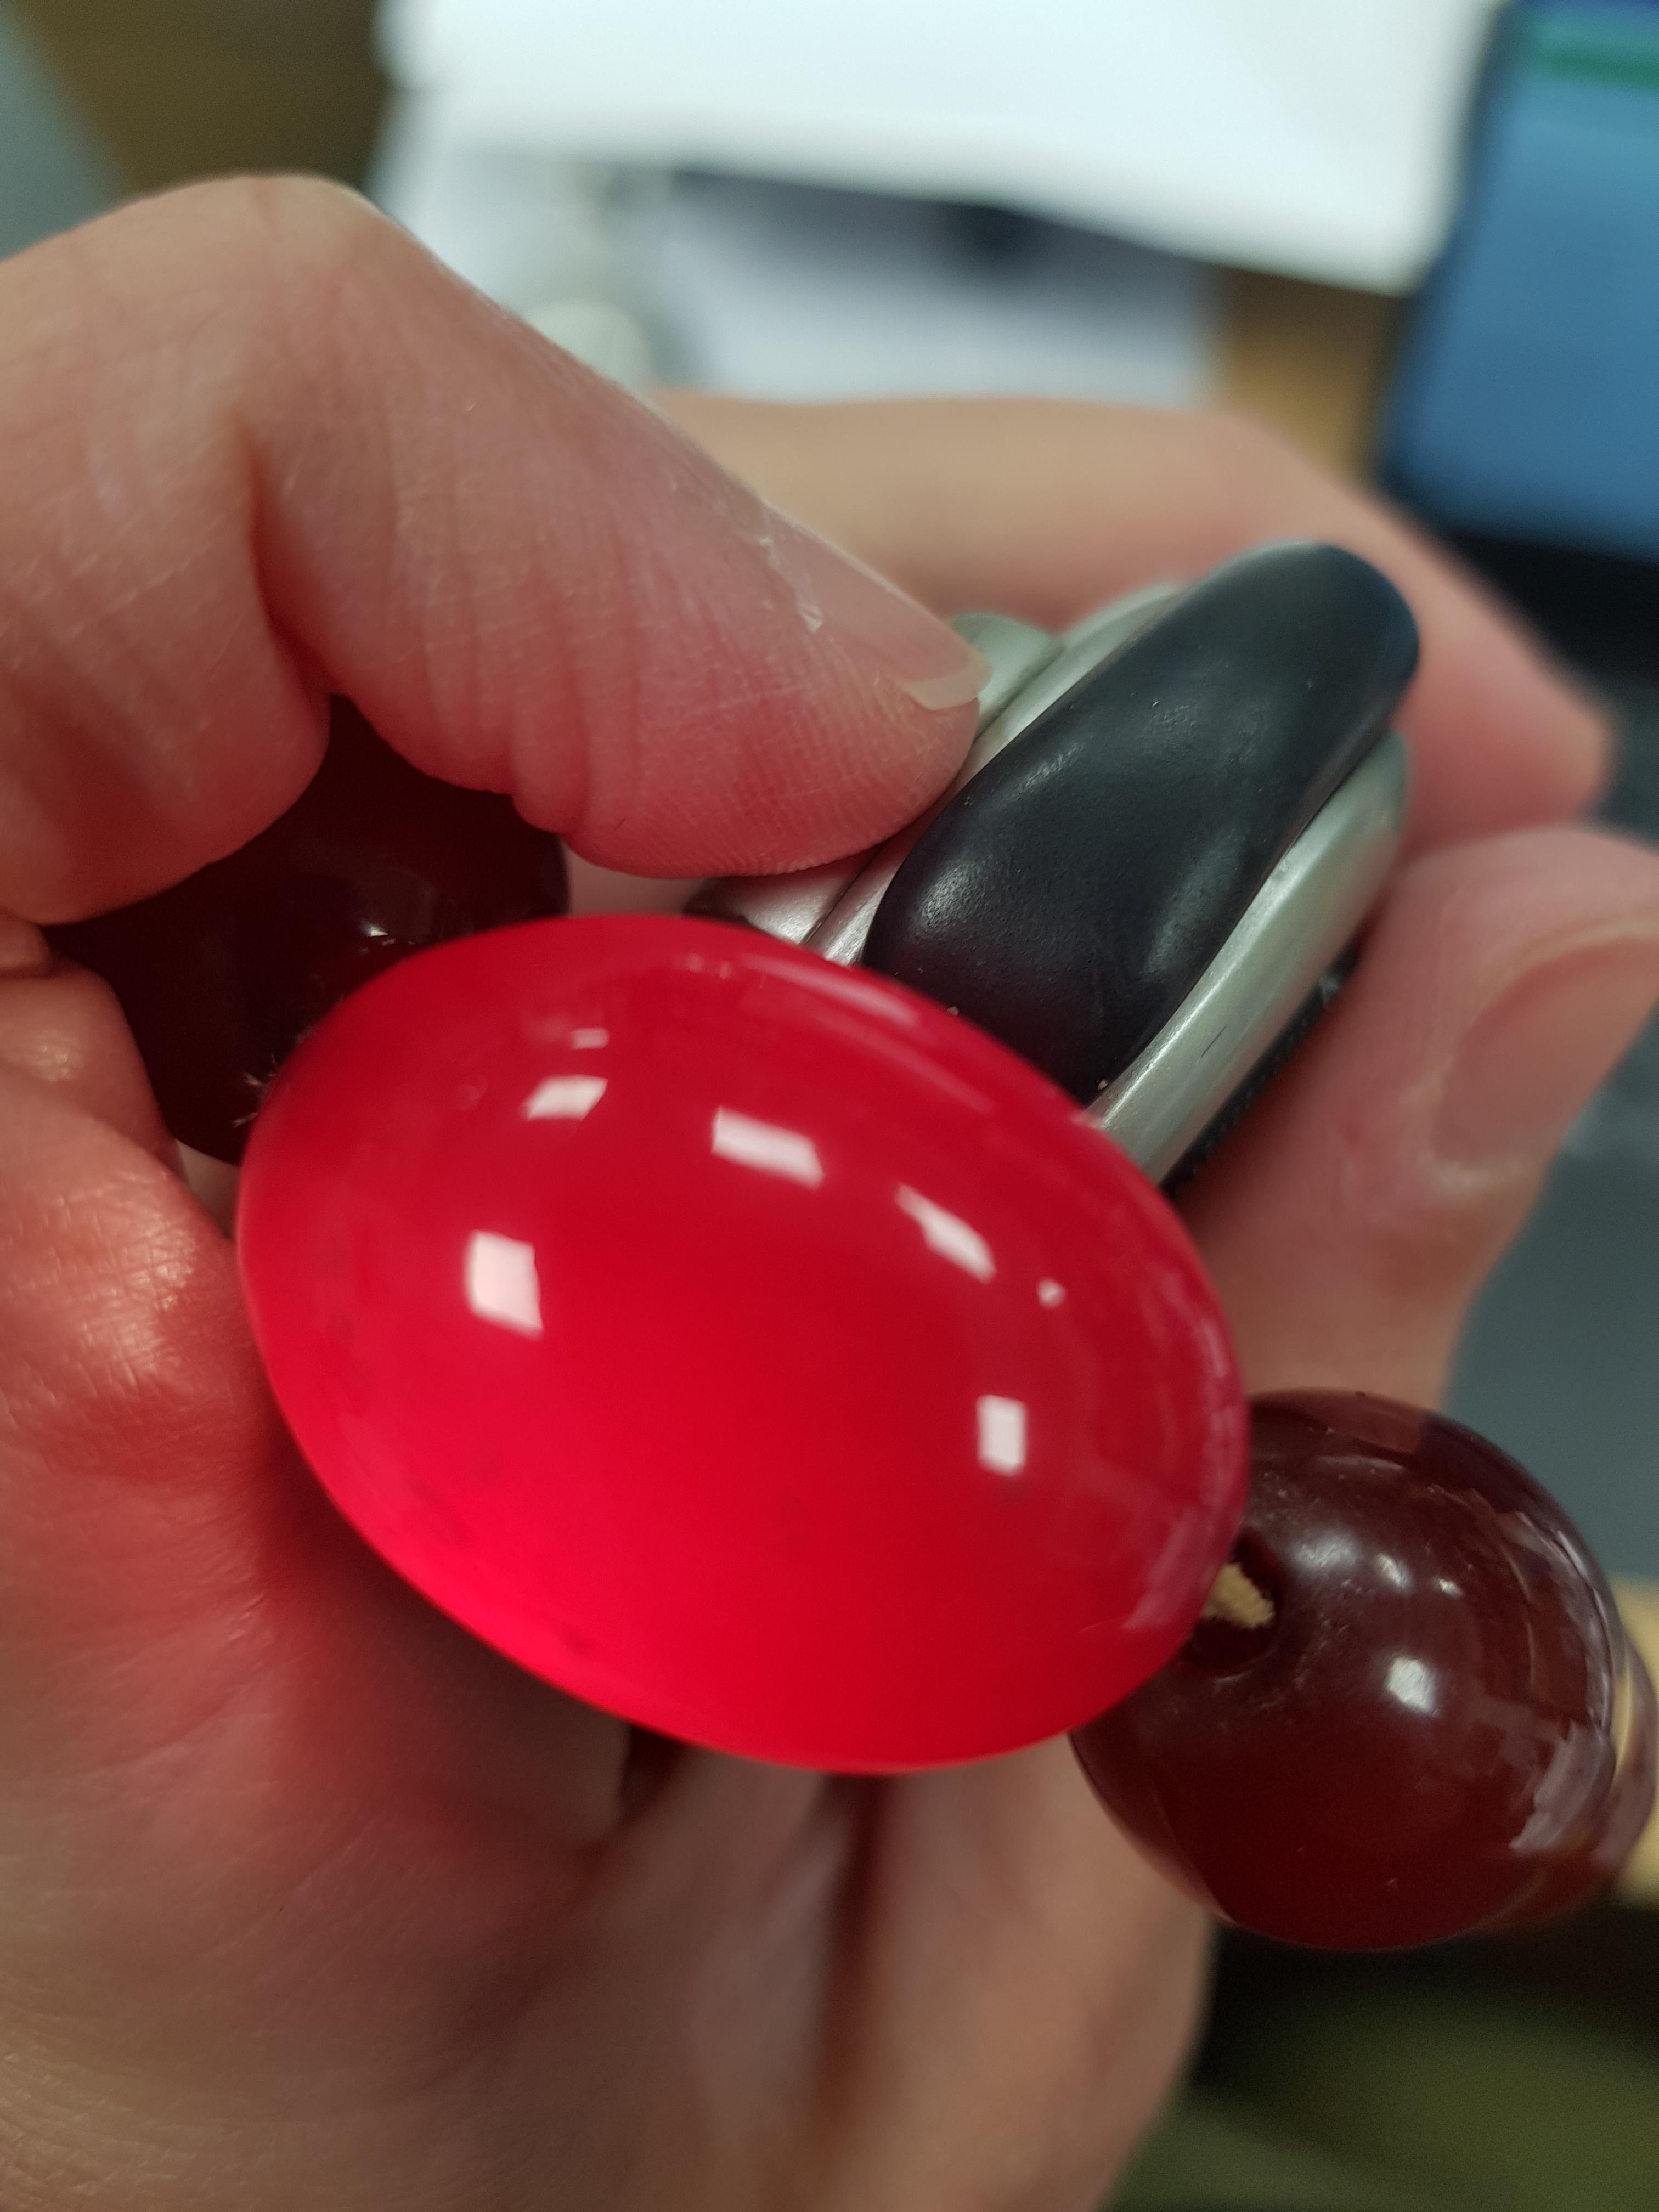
[701,542,1410,1184]
[54,539,1657,1950]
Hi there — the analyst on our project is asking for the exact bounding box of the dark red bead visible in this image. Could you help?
[48,699,568,1161]
[237,913,1248,1771]
[1073,1392,1656,1949]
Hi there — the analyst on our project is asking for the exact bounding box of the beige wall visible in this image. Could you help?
[1221,268,1399,479]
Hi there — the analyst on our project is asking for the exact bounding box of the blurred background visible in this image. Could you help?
[3,3,1657,2204]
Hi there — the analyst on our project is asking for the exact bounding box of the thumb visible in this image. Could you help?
[0,179,984,923]
[1183,824,1659,1404]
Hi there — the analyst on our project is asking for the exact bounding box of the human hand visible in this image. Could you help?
[2,180,1656,2211]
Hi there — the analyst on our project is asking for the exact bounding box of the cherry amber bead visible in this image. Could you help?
[1073,1392,1657,1949]
[48,699,568,1161]
[237,914,1248,1771]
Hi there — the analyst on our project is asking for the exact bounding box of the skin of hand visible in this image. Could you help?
[0,178,1656,2212]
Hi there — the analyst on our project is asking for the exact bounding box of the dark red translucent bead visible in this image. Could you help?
[1073,1392,1657,1949]
[48,699,568,1161]
[237,913,1248,1771]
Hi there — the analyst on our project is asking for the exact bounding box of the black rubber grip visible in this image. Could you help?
[860,542,1419,1099]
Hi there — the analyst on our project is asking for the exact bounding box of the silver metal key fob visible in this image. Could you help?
[697,542,1415,1184]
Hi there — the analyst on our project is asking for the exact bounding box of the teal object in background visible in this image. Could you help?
[0,4,116,257]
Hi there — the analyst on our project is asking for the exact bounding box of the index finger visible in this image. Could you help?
[664,394,1611,855]
[0,183,985,924]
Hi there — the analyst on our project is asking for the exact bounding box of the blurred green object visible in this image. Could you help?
[12,0,385,192]
[1114,1916,1659,2212]
[1115,2091,1454,2211]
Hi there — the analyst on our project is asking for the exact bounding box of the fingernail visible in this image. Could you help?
[1434,938,1659,1173]
[756,506,990,713]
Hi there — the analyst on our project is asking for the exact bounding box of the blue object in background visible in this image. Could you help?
[1384,0,1659,561]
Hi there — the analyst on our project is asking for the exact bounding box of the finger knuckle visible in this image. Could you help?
[140,177,413,360]
[1194,409,1312,509]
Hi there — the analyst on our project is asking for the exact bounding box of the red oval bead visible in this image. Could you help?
[238,915,1246,1770]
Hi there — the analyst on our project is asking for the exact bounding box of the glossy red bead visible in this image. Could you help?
[1073,1392,1657,1949]
[238,914,1247,1770]
[49,699,568,1161]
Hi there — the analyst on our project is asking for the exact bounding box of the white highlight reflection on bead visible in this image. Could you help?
[523,1074,608,1120]
[896,1187,995,1282]
[464,1232,544,1338]
[1385,1655,1437,1717]
[1037,1278,1066,1308]
[712,1108,824,1187]
[977,1395,1028,1476]
[571,1028,610,1049]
